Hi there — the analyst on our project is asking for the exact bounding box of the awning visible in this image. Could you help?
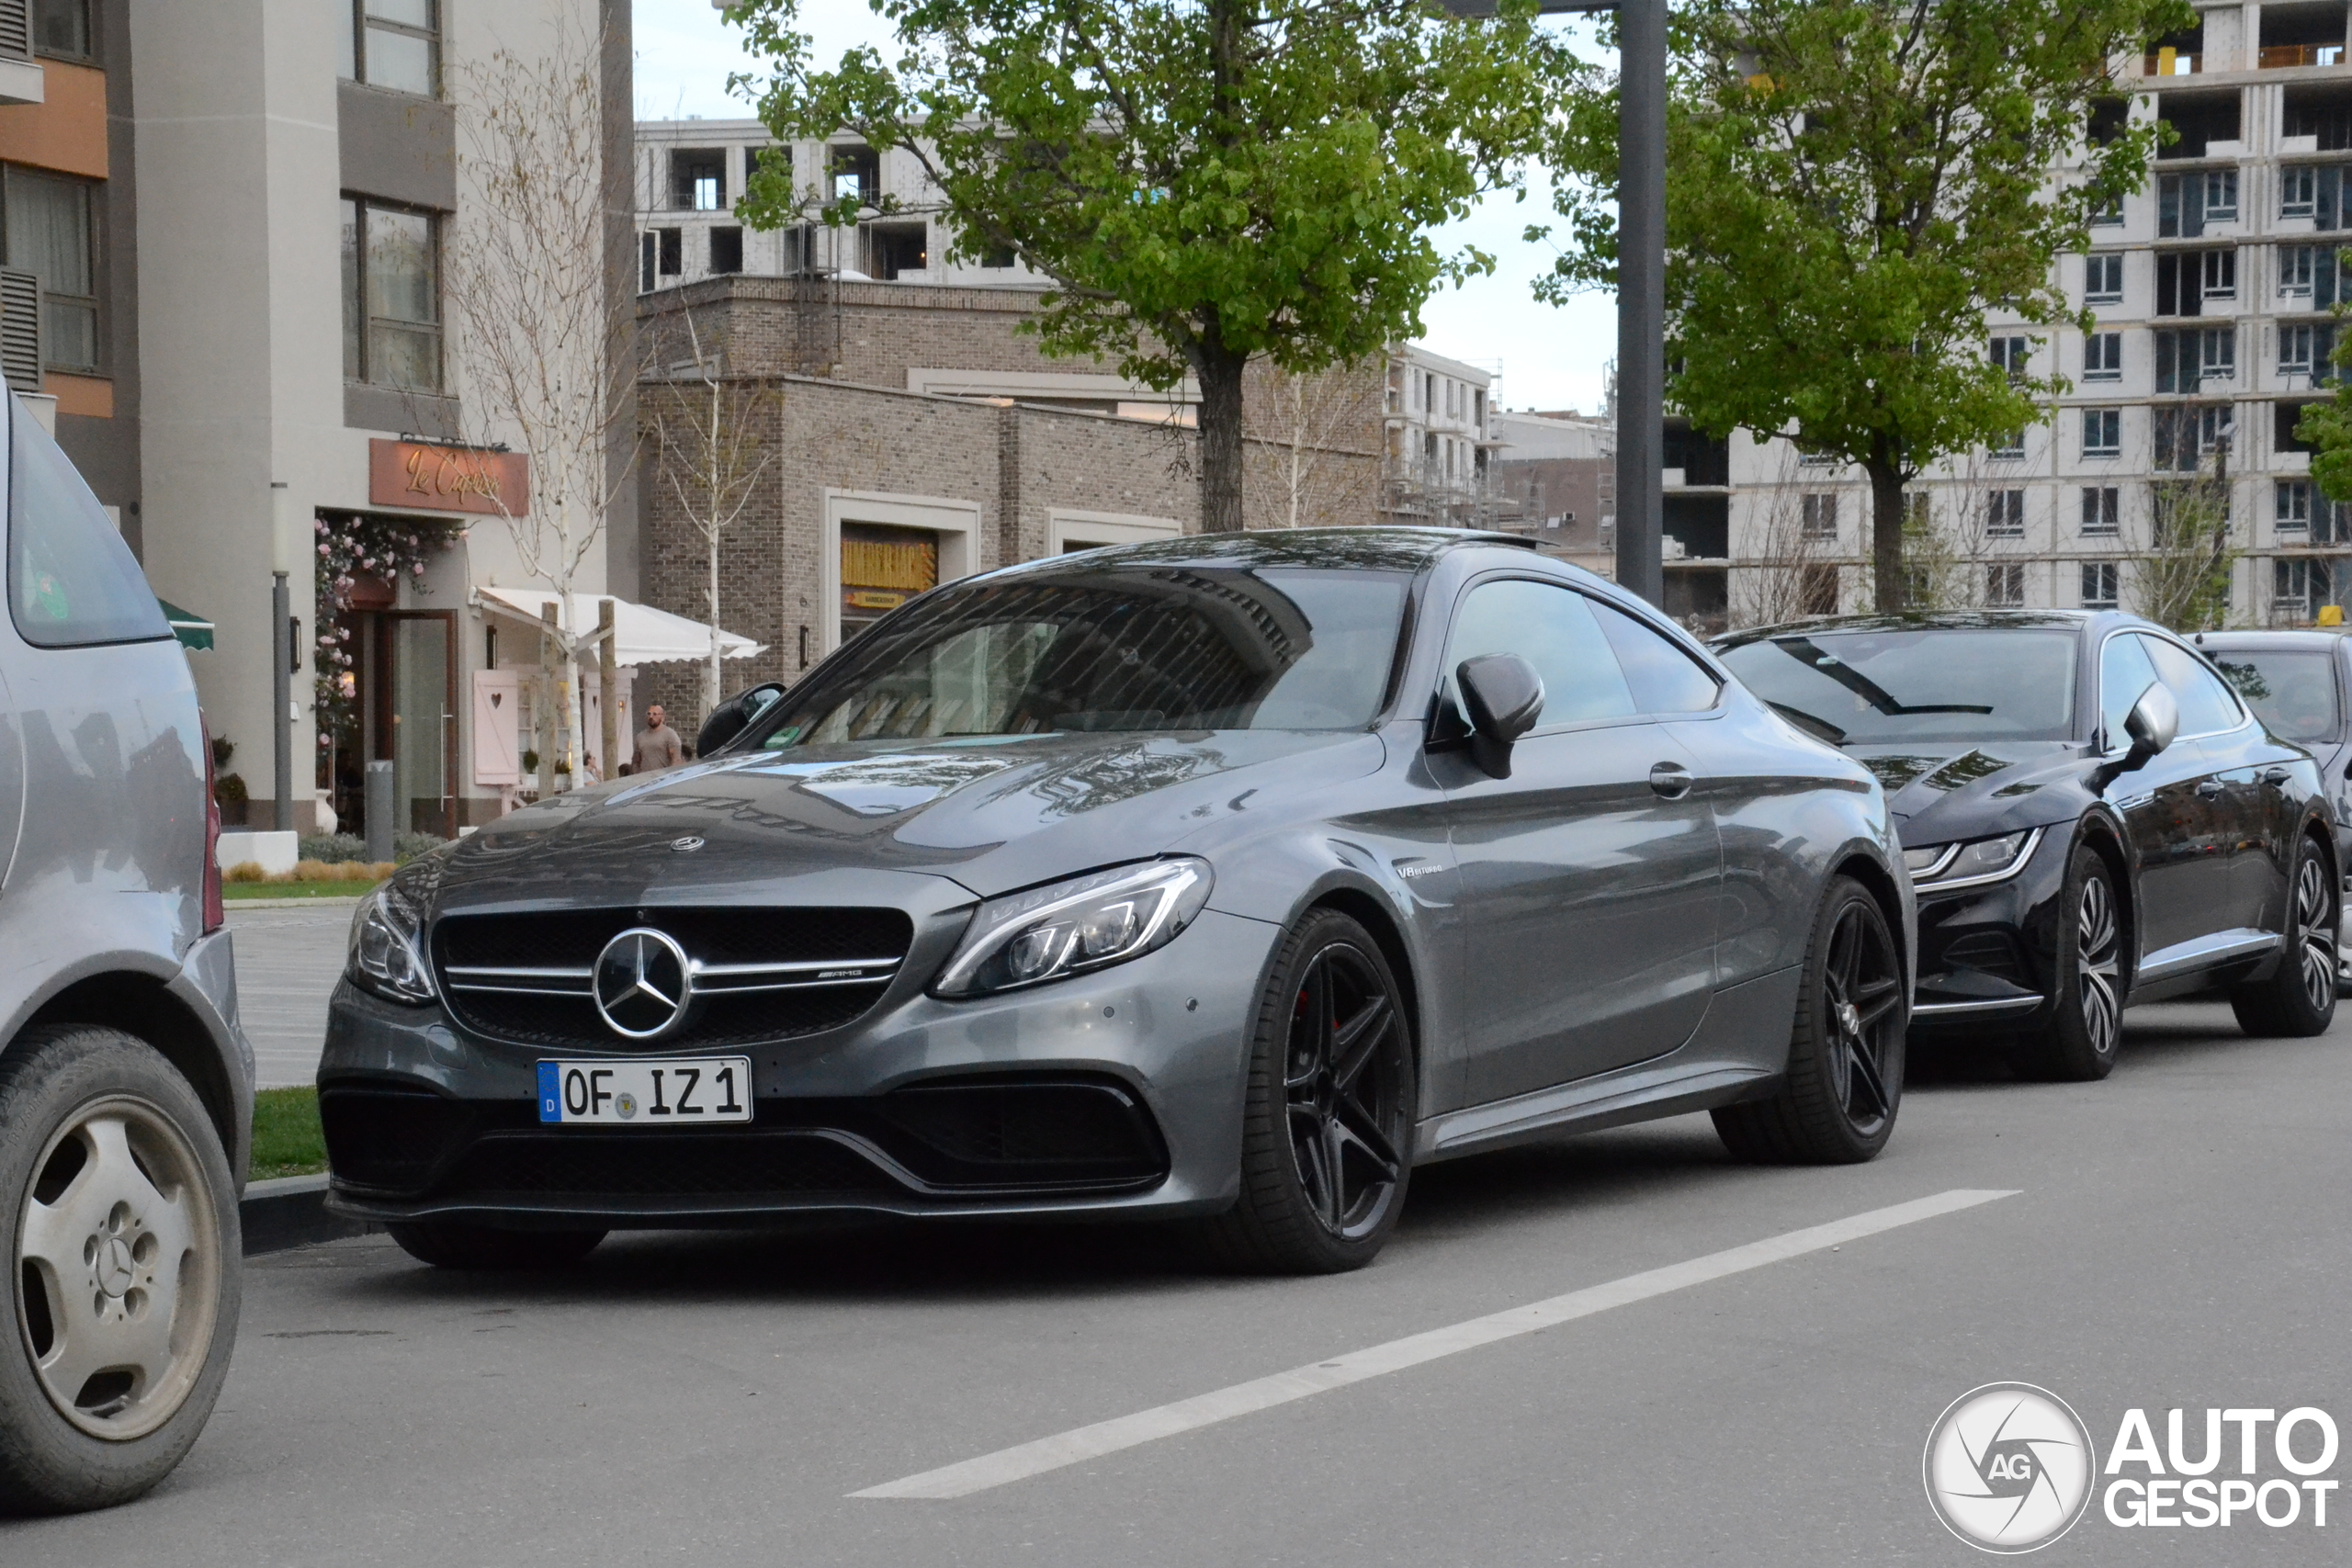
[158,597,213,651]
[475,588,765,666]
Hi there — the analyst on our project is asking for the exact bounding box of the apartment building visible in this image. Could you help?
[1487,408,1614,572]
[0,2,649,838]
[1726,3,2352,630]
[1381,344,1503,526]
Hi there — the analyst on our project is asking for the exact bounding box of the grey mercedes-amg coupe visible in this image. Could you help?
[319,528,1914,1274]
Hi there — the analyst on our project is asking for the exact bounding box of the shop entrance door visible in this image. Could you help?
[370,611,458,840]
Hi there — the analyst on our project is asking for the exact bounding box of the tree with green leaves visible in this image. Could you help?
[1540,0,2186,609]
[727,0,1569,532]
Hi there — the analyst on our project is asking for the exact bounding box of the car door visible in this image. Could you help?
[2148,635,2297,935]
[1431,576,1722,1104]
[2098,630,2228,961]
[0,655,18,897]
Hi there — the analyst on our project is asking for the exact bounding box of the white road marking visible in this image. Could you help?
[853,1187,2019,1500]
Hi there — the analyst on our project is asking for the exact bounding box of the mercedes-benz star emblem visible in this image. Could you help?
[670,836,706,852]
[593,927,694,1039]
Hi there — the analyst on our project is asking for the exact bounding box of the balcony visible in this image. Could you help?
[2144,51,2200,76]
[2262,43,2347,68]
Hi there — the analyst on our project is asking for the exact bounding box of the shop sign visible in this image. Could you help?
[368,440,531,517]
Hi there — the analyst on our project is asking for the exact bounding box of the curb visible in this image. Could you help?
[241,1173,379,1255]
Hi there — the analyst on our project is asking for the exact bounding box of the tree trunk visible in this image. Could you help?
[706,531,723,720]
[1196,335,1249,534]
[1865,457,1907,612]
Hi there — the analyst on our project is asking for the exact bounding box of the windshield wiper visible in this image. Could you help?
[1767,702,1847,744]
[1774,637,1994,718]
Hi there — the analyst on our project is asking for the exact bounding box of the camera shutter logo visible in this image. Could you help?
[1923,1382,2096,1552]
[593,928,694,1039]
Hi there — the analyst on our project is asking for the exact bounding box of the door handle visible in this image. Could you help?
[2196,778,2225,797]
[1649,762,1694,800]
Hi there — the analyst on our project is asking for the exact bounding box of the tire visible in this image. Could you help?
[1194,909,1416,1274]
[1713,875,1905,1164]
[2231,835,2339,1039]
[2008,843,2126,1083]
[0,1027,242,1515]
[385,1222,605,1270]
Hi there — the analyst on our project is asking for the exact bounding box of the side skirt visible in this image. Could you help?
[1410,965,1802,1166]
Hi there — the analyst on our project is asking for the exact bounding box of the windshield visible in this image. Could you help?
[746,565,1412,746]
[2210,649,2339,743]
[1719,628,2078,745]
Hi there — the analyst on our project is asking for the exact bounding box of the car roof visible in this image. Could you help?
[2192,628,2346,652]
[984,525,1537,580]
[1713,608,2105,649]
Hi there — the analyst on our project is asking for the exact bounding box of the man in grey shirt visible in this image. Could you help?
[631,703,684,774]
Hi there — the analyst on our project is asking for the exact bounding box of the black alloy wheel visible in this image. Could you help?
[2011,844,2126,1082]
[2232,835,2340,1039]
[1200,908,1415,1273]
[1713,875,1905,1163]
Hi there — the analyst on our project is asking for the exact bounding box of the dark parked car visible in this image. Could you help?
[1716,611,2338,1081]
[2194,629,2352,989]
[1,395,249,1512]
[321,528,1913,1276]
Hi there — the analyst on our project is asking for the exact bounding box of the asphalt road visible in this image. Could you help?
[225,905,353,1089]
[7,999,2347,1565]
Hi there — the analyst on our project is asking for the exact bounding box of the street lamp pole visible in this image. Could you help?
[1437,0,1666,607]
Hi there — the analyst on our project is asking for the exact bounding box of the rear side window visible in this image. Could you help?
[1591,600,1721,714]
[6,396,167,648]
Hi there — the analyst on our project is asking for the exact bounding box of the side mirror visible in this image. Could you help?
[2092,680,2178,791]
[1456,654,1545,779]
[695,682,786,759]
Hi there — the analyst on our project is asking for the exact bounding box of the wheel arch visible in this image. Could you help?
[2074,809,2136,980]
[1304,885,1425,1075]
[17,974,244,1179]
[1832,851,1909,980]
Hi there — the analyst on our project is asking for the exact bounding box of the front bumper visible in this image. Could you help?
[318,907,1280,1229]
[1906,829,2068,1032]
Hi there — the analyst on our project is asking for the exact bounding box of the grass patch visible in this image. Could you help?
[223,878,381,902]
[251,1086,327,1180]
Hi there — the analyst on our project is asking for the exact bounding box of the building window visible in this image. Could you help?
[1798,564,1838,615]
[2281,322,2333,377]
[1796,446,1836,467]
[831,144,880,204]
[335,0,437,97]
[1800,492,1838,539]
[2081,562,2120,609]
[340,198,439,392]
[2156,325,2237,390]
[2284,164,2319,219]
[1989,429,2026,459]
[2202,248,2236,300]
[2204,169,2238,222]
[2091,192,2124,227]
[32,0,90,61]
[708,226,743,275]
[745,145,787,191]
[2081,408,2121,457]
[2279,479,2312,529]
[2277,558,2333,618]
[2,167,98,373]
[2085,254,2123,306]
[2156,248,2237,315]
[2082,486,2120,535]
[2283,244,2317,299]
[1985,489,2026,536]
[2085,331,2122,381]
[1989,334,2029,381]
[2154,402,2233,471]
[1986,563,2025,606]
[672,150,724,212]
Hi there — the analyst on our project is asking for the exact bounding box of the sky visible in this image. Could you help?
[630,1,1617,413]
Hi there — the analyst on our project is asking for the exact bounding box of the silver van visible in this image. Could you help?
[0,394,250,1512]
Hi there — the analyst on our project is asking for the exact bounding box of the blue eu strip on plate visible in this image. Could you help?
[537,1061,562,1123]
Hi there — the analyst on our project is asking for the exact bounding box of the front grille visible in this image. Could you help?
[445,1130,897,1198]
[432,907,914,1050]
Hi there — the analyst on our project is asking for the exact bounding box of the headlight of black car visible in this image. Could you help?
[932,858,1214,998]
[1903,828,2044,890]
[345,856,446,1005]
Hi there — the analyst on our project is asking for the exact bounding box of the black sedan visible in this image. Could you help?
[2195,628,2352,990]
[320,529,1914,1276]
[1717,611,2338,1080]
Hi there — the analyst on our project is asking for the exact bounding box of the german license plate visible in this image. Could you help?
[536,1057,752,1125]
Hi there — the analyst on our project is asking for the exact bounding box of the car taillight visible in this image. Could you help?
[201,711,223,933]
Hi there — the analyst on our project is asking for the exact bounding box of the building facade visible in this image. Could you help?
[0,2,643,838]
[1726,5,2352,631]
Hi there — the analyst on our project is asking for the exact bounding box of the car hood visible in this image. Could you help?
[1849,740,2091,843]
[433,728,1385,908]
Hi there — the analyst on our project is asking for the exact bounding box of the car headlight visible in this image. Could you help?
[931,858,1214,998]
[1903,828,2043,888]
[345,864,441,1005]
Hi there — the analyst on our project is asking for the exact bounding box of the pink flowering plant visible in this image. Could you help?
[313,513,463,755]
